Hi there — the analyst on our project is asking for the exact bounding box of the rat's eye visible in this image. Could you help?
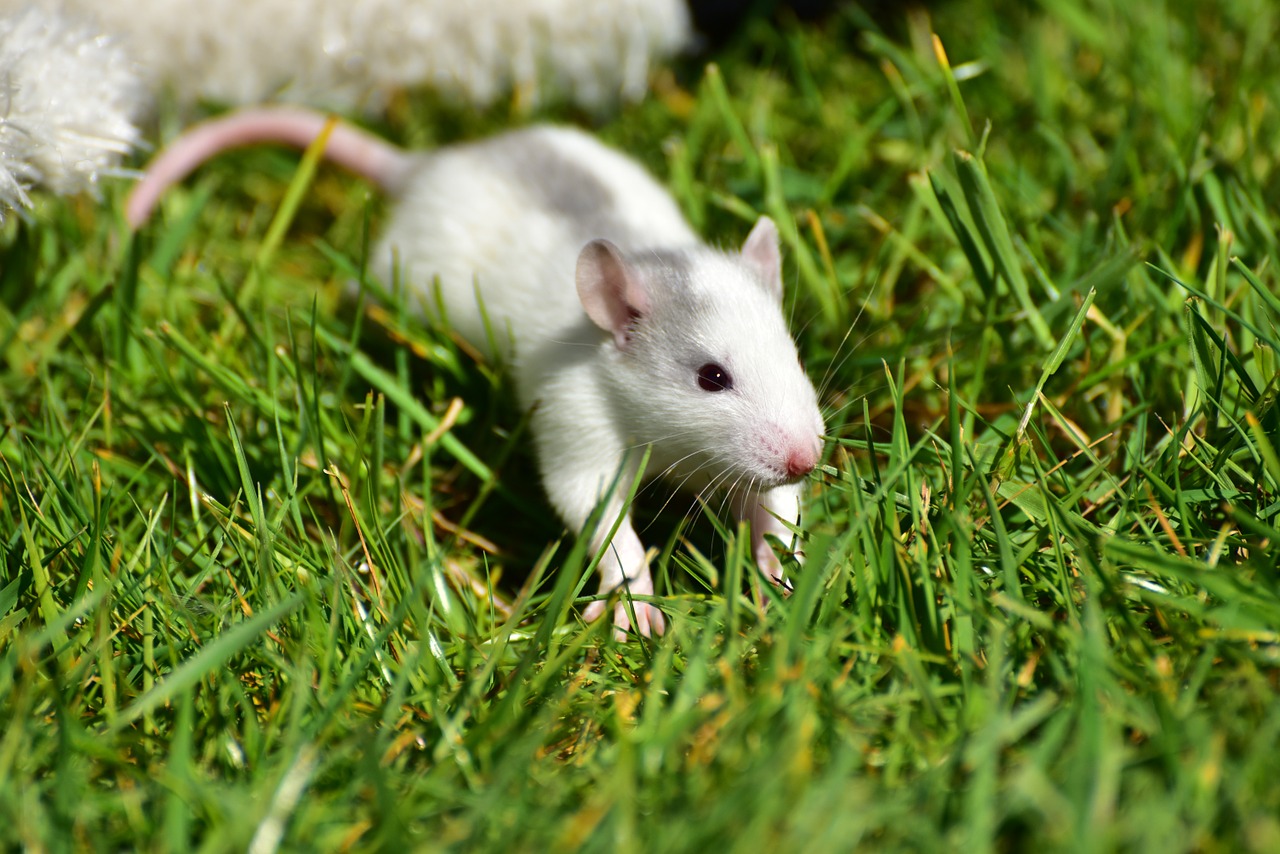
[696,363,733,392]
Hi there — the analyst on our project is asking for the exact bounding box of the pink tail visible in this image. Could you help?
[125,107,413,229]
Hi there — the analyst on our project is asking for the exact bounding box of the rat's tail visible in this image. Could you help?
[125,106,415,229]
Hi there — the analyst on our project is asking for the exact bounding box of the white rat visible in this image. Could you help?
[126,107,825,638]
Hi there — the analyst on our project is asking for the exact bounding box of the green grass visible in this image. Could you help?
[4,0,1280,849]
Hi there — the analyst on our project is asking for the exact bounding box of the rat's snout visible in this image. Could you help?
[784,438,820,479]
[757,415,823,486]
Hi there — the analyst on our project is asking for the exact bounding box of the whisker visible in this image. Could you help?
[817,325,879,401]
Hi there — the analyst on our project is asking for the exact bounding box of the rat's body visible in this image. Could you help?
[128,108,825,637]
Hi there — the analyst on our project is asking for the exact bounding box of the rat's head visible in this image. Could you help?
[576,217,825,494]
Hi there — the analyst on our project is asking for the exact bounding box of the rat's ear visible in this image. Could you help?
[576,239,650,349]
[741,216,783,301]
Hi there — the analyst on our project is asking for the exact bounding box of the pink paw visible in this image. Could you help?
[583,582,665,639]
[755,543,794,595]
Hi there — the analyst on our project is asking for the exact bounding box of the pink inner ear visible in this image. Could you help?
[576,239,649,348]
[741,216,783,300]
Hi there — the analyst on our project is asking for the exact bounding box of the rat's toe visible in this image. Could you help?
[583,599,608,624]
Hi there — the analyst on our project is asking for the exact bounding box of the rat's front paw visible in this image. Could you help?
[755,541,795,597]
[609,600,666,639]
[583,577,665,640]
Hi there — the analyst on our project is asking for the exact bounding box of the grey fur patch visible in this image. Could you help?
[630,248,698,298]
[633,247,694,278]
[484,133,619,233]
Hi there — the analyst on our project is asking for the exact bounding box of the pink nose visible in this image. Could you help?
[784,444,818,479]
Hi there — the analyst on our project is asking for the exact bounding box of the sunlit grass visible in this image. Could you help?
[3,1,1279,850]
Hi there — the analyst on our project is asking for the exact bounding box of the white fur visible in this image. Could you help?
[2,0,692,114]
[374,126,697,374]
[0,7,145,217]
[128,112,826,639]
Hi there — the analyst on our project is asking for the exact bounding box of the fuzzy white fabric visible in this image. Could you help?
[2,0,692,114]
[0,8,145,216]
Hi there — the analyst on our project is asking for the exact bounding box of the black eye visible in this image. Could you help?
[696,363,733,392]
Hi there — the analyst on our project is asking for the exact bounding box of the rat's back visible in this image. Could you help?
[374,126,698,367]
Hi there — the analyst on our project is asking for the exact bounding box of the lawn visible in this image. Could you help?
[3,0,1279,850]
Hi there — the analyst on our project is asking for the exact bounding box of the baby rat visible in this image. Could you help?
[127,107,825,638]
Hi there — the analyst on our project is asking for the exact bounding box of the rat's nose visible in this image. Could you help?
[784,442,819,479]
